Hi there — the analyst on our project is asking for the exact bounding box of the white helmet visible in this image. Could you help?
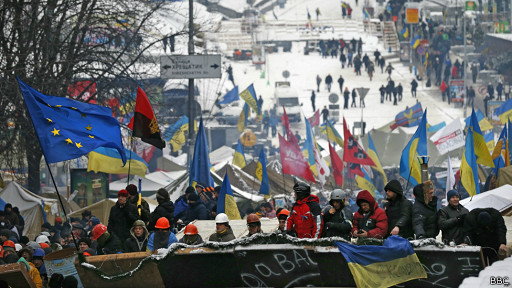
[36,235,50,244]
[15,243,23,252]
[215,213,229,224]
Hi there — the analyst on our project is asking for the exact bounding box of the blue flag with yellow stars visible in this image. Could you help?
[17,77,127,164]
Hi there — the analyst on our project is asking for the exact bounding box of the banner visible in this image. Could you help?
[430,118,465,155]
[279,134,316,182]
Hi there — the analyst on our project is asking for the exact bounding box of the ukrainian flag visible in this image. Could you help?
[305,117,318,176]
[401,27,409,38]
[336,236,427,288]
[324,120,344,147]
[410,35,420,49]
[163,115,190,151]
[399,109,427,186]
[484,131,495,153]
[469,109,495,167]
[355,169,378,196]
[217,173,241,220]
[88,147,148,178]
[492,123,508,173]
[464,109,493,132]
[368,133,387,183]
[239,84,260,115]
[461,128,480,196]
[232,140,246,168]
[256,149,270,195]
[495,99,512,124]
[238,103,250,132]
[363,7,369,19]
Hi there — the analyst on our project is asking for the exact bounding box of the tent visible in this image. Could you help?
[459,184,512,215]
[68,197,158,226]
[0,182,60,240]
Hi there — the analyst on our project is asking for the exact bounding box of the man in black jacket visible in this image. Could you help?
[92,224,123,255]
[383,179,413,239]
[322,189,353,239]
[149,188,175,231]
[463,208,508,265]
[437,190,468,245]
[412,181,439,239]
[107,190,139,242]
[126,184,151,225]
[180,193,208,225]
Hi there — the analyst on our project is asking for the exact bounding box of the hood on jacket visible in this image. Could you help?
[130,221,149,241]
[413,180,435,205]
[384,179,403,197]
[356,190,377,211]
[159,201,174,212]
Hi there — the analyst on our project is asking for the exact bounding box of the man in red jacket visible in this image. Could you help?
[352,190,388,239]
[285,183,322,238]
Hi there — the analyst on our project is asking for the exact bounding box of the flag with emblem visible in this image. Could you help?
[128,87,166,149]
[343,118,376,167]
[17,77,126,164]
[390,102,423,130]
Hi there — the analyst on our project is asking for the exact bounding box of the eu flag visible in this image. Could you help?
[189,118,214,187]
[18,78,126,164]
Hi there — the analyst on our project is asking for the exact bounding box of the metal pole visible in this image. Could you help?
[463,11,468,118]
[187,0,195,169]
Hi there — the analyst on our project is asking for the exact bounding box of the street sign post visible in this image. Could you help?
[160,55,222,79]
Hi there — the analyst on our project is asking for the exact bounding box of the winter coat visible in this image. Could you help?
[128,196,151,224]
[463,208,507,251]
[208,226,236,242]
[18,260,43,288]
[97,232,123,255]
[147,230,178,251]
[321,205,353,239]
[383,193,413,239]
[286,194,322,238]
[124,225,149,252]
[181,201,209,225]
[325,75,333,84]
[149,201,175,231]
[351,190,388,239]
[107,201,139,242]
[412,183,439,239]
[437,204,469,245]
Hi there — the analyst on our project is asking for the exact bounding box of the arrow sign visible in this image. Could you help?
[356,88,370,99]
[160,55,222,79]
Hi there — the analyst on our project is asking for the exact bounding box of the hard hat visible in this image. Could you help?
[330,189,346,201]
[155,217,170,229]
[293,182,310,195]
[246,213,260,224]
[215,213,229,224]
[277,209,290,218]
[2,240,15,249]
[91,224,108,240]
[184,224,198,235]
[36,235,50,244]
[15,243,22,252]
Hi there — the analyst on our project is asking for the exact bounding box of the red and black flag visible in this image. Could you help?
[128,87,166,149]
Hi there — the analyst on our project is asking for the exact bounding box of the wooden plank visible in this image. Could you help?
[0,263,37,288]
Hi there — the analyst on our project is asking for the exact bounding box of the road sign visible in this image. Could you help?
[282,70,290,79]
[160,55,221,79]
[416,46,426,55]
[356,88,370,99]
[328,93,339,104]
[478,85,488,95]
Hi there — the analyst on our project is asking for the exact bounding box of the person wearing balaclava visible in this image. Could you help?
[285,183,322,238]
[463,207,508,265]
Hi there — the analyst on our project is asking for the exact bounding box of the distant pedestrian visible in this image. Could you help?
[368,61,375,81]
[227,65,235,86]
[411,79,418,98]
[471,64,478,83]
[258,95,264,110]
[311,90,316,111]
[379,85,386,103]
[343,88,350,109]
[440,81,448,102]
[321,106,329,123]
[359,90,366,108]
[488,82,495,99]
[347,51,353,67]
[337,75,344,93]
[315,7,321,21]
[357,38,363,54]
[374,49,381,62]
[467,86,476,107]
[392,86,398,105]
[316,75,322,92]
[378,57,385,73]
[351,89,357,107]
[385,63,394,77]
[340,53,347,68]
[397,83,403,101]
[325,74,333,92]
[350,38,357,52]
[497,81,503,100]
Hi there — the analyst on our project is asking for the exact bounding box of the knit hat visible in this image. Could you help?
[117,189,128,197]
[188,193,200,202]
[54,217,63,224]
[384,179,403,195]
[185,186,196,194]
[446,190,459,201]
[477,211,492,227]
[156,188,170,201]
[90,217,100,227]
[126,184,138,196]
[132,220,146,228]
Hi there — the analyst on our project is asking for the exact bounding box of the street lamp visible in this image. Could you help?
[418,155,430,183]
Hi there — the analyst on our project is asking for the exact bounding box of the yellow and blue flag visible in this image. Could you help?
[492,123,508,173]
[368,133,387,184]
[336,236,427,288]
[400,109,427,186]
[240,84,260,115]
[163,115,190,151]
[461,128,480,196]
[423,51,429,65]
[390,102,423,130]
[411,35,420,49]
[217,173,241,220]
[232,140,246,168]
[464,109,493,131]
[238,103,250,132]
[469,109,495,167]
[355,169,378,197]
[494,98,512,124]
[484,131,495,153]
[256,149,270,195]
[363,7,370,19]
[218,86,239,105]
[305,117,318,176]
[17,77,126,164]
[324,120,344,147]
[401,27,409,38]
[88,147,148,178]
[190,118,214,187]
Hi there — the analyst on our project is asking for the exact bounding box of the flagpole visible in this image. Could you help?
[404,163,414,191]
[127,135,133,185]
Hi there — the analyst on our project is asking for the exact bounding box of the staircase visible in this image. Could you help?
[381,21,399,54]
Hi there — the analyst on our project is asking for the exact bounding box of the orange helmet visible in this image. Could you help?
[83,251,92,256]
[155,217,170,229]
[184,224,198,235]
[39,243,50,249]
[2,240,15,249]
[246,213,260,224]
[277,209,290,218]
[91,224,107,240]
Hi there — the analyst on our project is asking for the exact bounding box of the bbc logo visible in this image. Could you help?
[490,276,510,287]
